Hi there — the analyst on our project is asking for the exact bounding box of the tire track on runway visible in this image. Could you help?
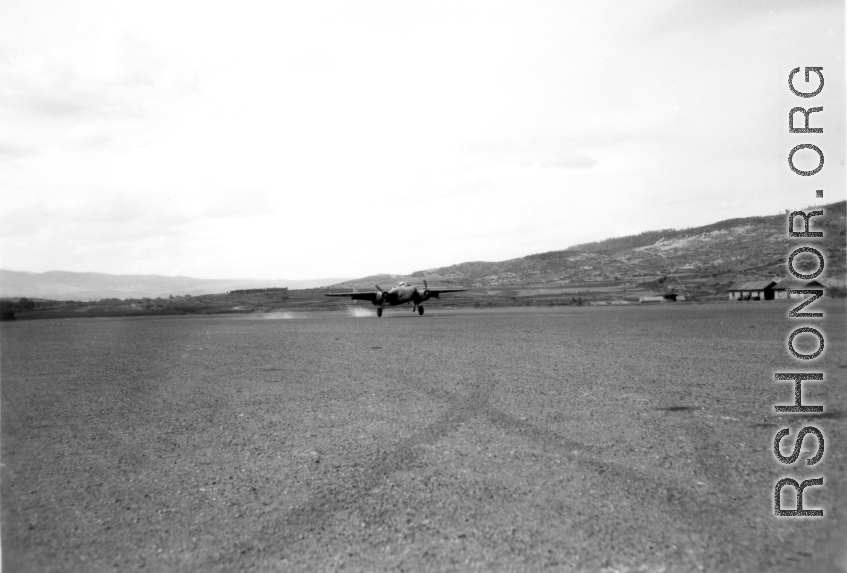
[206,389,487,567]
[207,369,733,569]
[427,362,736,557]
[477,399,739,564]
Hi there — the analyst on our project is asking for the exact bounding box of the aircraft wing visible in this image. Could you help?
[425,287,468,297]
[324,291,380,301]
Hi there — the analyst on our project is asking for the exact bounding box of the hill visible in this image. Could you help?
[0,270,348,301]
[390,201,846,299]
[3,202,844,318]
[325,201,845,303]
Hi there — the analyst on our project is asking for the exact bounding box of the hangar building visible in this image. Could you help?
[728,280,790,301]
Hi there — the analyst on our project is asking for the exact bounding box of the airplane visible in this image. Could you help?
[325,281,467,317]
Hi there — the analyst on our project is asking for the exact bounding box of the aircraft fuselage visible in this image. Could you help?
[325,281,465,316]
[375,284,429,307]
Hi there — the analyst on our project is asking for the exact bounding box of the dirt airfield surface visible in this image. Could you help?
[2,303,846,572]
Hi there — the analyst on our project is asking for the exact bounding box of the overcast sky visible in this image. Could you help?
[1,0,844,280]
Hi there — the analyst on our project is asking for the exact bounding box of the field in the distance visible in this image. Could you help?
[2,304,845,572]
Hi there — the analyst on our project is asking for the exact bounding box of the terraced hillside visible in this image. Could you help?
[402,201,846,298]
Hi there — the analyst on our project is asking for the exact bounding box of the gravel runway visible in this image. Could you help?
[2,303,845,572]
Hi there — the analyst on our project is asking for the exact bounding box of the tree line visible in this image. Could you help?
[0,297,36,320]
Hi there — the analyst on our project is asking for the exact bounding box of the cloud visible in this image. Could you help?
[0,188,273,242]
[539,152,597,170]
[638,0,838,38]
[0,142,35,160]
[86,191,272,227]
[437,176,494,199]
[1,22,198,127]
[460,129,654,164]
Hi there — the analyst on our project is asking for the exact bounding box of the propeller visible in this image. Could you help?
[422,279,430,300]
[375,285,387,304]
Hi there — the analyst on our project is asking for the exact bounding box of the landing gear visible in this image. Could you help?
[418,306,424,316]
[377,307,383,318]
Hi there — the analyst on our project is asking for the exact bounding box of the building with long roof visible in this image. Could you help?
[728,279,787,301]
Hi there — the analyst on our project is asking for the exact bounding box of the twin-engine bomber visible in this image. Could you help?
[325,281,467,317]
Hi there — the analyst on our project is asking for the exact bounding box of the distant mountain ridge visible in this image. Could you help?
[405,201,846,289]
[331,201,846,294]
[4,201,844,301]
[0,270,348,301]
